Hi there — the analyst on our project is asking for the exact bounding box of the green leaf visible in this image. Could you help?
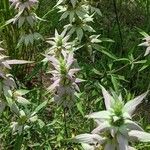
[16,97,30,105]
[111,75,119,94]
[76,27,83,41]
[15,89,30,96]
[28,34,34,45]
[29,115,38,122]
[94,45,117,60]
[71,0,77,7]
[123,91,148,115]
[56,0,63,6]
[101,38,115,43]
[18,17,25,28]
[134,60,147,64]
[69,11,74,23]
[139,31,149,38]
[38,119,45,128]
[139,64,149,72]
[60,12,69,20]
[26,15,34,27]
[92,68,103,76]
[10,102,20,115]
[31,100,48,116]
[34,32,43,40]
[76,101,84,116]
[14,134,24,150]
[24,35,30,47]
[94,8,102,16]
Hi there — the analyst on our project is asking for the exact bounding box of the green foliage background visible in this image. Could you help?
[0,0,150,149]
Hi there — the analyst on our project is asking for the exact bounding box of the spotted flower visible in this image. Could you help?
[57,0,88,23]
[45,51,82,107]
[75,86,150,150]
[7,0,39,28]
[11,109,38,135]
[64,14,95,41]
[9,0,38,11]
[56,0,95,41]
[0,42,31,80]
[0,42,32,114]
[46,29,72,56]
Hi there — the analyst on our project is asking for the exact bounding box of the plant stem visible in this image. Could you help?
[63,107,68,138]
[14,133,24,150]
[112,0,123,56]
[63,106,68,139]
[146,0,150,27]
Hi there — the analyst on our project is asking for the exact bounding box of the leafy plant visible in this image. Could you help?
[1,0,150,149]
[75,86,149,150]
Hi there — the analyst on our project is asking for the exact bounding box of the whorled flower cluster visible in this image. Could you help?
[56,0,101,41]
[0,45,34,118]
[9,0,39,28]
[46,29,72,56]
[0,41,28,97]
[55,0,105,61]
[9,0,38,11]
[0,42,35,134]
[44,29,82,107]
[75,86,150,150]
[45,51,82,107]
[7,0,43,48]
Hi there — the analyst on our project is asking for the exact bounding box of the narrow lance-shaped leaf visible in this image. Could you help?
[14,89,30,96]
[123,91,148,115]
[31,100,48,116]
[47,79,60,92]
[144,47,150,56]
[125,120,144,131]
[86,111,111,120]
[101,86,113,110]
[76,27,83,41]
[75,133,105,144]
[16,96,30,105]
[92,121,110,134]
[129,130,150,142]
[6,60,33,64]
[55,0,63,7]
